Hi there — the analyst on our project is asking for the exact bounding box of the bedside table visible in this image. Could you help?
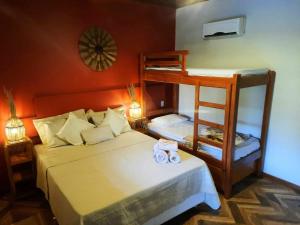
[4,137,35,199]
[128,117,148,134]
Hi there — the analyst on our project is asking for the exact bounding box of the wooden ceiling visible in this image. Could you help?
[135,0,207,8]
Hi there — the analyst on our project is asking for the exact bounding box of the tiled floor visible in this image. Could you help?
[0,176,299,225]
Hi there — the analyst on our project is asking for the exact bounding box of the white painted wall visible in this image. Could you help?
[176,0,300,185]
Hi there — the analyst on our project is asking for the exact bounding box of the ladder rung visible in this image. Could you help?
[198,119,224,130]
[198,137,223,148]
[199,101,225,110]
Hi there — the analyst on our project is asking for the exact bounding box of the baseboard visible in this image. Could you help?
[263,172,300,191]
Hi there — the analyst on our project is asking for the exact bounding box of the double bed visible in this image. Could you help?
[34,130,220,225]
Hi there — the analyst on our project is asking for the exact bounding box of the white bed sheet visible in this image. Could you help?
[146,67,268,77]
[148,121,260,161]
[34,130,220,225]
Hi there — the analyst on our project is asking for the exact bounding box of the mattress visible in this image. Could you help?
[34,130,220,225]
[148,121,260,161]
[145,67,268,77]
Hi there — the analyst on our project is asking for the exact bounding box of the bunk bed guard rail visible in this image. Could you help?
[141,50,189,75]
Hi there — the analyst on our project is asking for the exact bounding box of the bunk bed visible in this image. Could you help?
[140,50,275,198]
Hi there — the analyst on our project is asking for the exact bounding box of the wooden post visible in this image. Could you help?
[222,84,232,170]
[182,53,187,74]
[140,53,146,117]
[193,84,200,151]
[256,71,276,176]
[224,74,240,198]
[172,84,179,114]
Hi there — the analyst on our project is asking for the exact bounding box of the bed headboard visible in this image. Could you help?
[22,87,134,139]
[33,88,131,118]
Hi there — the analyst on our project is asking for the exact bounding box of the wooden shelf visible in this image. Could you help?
[10,153,32,166]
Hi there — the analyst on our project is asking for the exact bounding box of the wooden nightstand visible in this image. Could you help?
[4,137,35,199]
[128,117,148,134]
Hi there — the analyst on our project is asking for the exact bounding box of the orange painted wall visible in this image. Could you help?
[0,0,175,193]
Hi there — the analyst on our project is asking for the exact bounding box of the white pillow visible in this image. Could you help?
[33,109,87,144]
[86,106,126,122]
[110,106,131,132]
[81,126,114,145]
[122,120,132,133]
[57,113,95,145]
[44,118,69,148]
[86,109,106,126]
[113,105,126,116]
[151,114,188,127]
[101,108,129,136]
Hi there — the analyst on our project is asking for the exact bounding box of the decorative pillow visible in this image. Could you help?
[33,109,86,144]
[56,113,95,145]
[100,108,128,136]
[81,126,114,145]
[111,106,131,132]
[86,109,106,126]
[87,106,130,133]
[122,120,131,133]
[151,114,188,127]
[44,118,69,148]
[113,105,126,116]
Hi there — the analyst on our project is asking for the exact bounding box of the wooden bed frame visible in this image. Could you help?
[140,50,276,198]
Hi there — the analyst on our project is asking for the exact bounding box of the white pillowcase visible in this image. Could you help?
[57,113,95,145]
[44,118,69,148]
[113,106,126,116]
[110,106,131,132]
[81,126,114,145]
[33,109,87,144]
[100,108,131,136]
[86,106,126,126]
[151,114,188,127]
[86,109,106,126]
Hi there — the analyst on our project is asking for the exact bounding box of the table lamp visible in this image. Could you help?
[3,88,26,143]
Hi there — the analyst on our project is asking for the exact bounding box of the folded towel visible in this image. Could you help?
[168,151,181,164]
[153,143,169,164]
[158,139,178,152]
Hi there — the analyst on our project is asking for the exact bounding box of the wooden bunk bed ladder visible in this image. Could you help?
[193,81,234,197]
[192,83,232,163]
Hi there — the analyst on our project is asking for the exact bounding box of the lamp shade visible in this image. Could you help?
[5,117,26,143]
[129,101,142,119]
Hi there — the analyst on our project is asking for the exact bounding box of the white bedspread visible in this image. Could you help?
[35,131,220,225]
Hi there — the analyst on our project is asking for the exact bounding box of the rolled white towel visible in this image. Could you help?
[168,151,181,164]
[153,143,169,164]
[158,139,178,152]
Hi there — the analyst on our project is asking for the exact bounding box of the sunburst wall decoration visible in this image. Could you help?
[78,27,117,71]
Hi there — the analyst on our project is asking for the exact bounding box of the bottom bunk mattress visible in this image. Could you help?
[148,120,260,161]
[34,130,220,225]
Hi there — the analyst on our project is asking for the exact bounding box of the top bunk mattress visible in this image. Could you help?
[145,67,268,77]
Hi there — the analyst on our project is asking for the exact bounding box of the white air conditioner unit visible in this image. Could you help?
[202,17,245,39]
